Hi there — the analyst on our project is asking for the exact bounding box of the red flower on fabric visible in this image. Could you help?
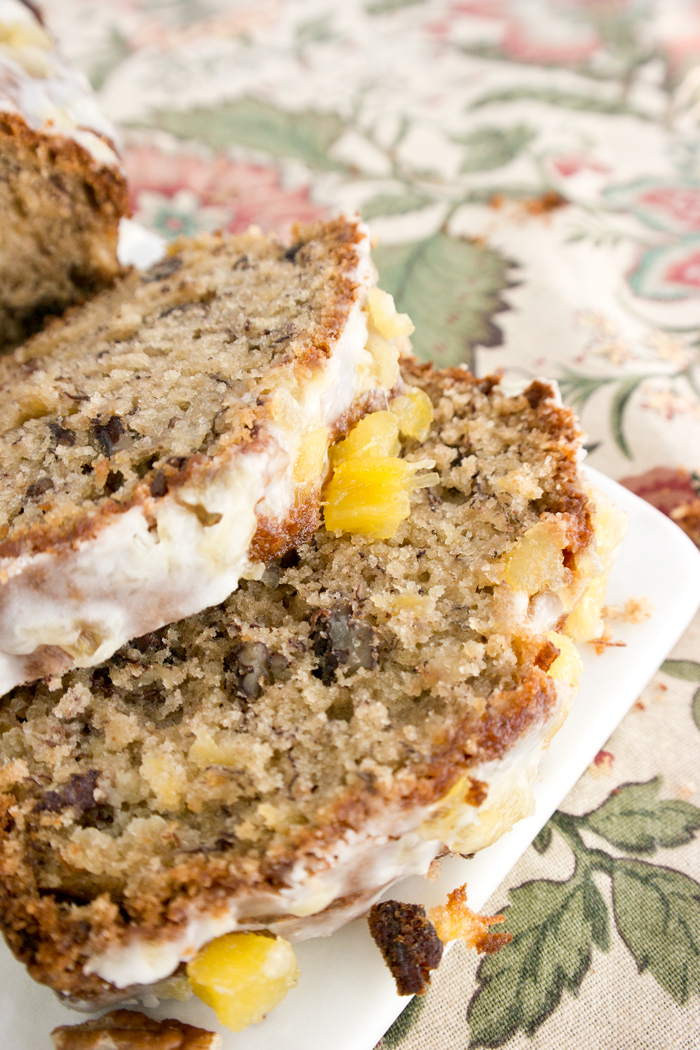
[551,153,609,178]
[124,145,326,241]
[637,187,700,233]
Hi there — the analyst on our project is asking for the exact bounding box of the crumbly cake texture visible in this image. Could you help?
[368,887,510,996]
[0,216,389,695]
[0,0,128,350]
[0,362,613,1004]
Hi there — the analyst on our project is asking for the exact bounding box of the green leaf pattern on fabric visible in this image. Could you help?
[383,995,427,1048]
[612,861,700,1003]
[143,98,347,171]
[466,782,700,1048]
[453,125,536,173]
[584,778,700,853]
[468,871,606,1046]
[373,234,514,368]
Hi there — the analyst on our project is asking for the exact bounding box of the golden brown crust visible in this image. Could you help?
[368,884,512,996]
[0,111,128,219]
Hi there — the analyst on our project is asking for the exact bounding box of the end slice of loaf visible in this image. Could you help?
[0,0,128,350]
[0,361,625,1006]
[0,216,400,696]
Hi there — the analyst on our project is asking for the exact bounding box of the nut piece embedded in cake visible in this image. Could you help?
[51,1009,221,1049]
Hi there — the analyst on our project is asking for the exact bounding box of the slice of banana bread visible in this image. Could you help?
[0,361,625,1007]
[0,216,400,696]
[0,0,128,351]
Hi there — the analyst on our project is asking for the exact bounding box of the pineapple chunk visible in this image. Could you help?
[293,427,330,485]
[366,329,400,390]
[324,458,423,538]
[563,572,608,642]
[389,388,434,442]
[187,932,299,1032]
[504,521,567,596]
[545,631,583,688]
[140,749,186,809]
[331,411,400,466]
[324,410,437,538]
[366,287,414,341]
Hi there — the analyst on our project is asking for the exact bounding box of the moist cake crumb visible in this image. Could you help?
[0,361,620,1005]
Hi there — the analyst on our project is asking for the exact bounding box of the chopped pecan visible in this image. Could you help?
[51,1009,221,1049]
[224,640,289,700]
[91,415,131,457]
[310,604,377,686]
[35,770,100,815]
[141,255,183,282]
[26,476,54,500]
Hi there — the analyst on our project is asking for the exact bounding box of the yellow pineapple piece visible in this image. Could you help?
[189,728,232,769]
[140,749,186,809]
[325,409,437,538]
[324,458,424,538]
[293,427,330,485]
[563,572,608,642]
[366,330,400,390]
[389,387,434,442]
[545,631,583,688]
[504,521,567,596]
[330,411,400,466]
[187,932,299,1032]
[590,488,628,565]
[0,20,53,50]
[366,287,414,340]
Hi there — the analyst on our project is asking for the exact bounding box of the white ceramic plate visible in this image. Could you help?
[2,467,699,1048]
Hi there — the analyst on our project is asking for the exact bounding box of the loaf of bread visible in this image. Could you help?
[0,360,625,1006]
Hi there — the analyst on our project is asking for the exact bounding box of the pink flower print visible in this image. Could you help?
[125,145,326,242]
[500,20,600,65]
[550,153,609,178]
[588,749,614,778]
[629,235,700,300]
[637,187,700,234]
[665,247,700,288]
[605,179,700,236]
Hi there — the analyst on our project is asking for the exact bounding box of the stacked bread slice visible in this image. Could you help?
[0,259,625,1015]
[0,0,128,351]
[0,217,393,694]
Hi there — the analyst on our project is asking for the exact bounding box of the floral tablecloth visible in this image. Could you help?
[44,1,700,1047]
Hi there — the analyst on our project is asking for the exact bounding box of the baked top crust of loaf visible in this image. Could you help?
[0,0,128,349]
[0,217,391,696]
[0,361,615,1004]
